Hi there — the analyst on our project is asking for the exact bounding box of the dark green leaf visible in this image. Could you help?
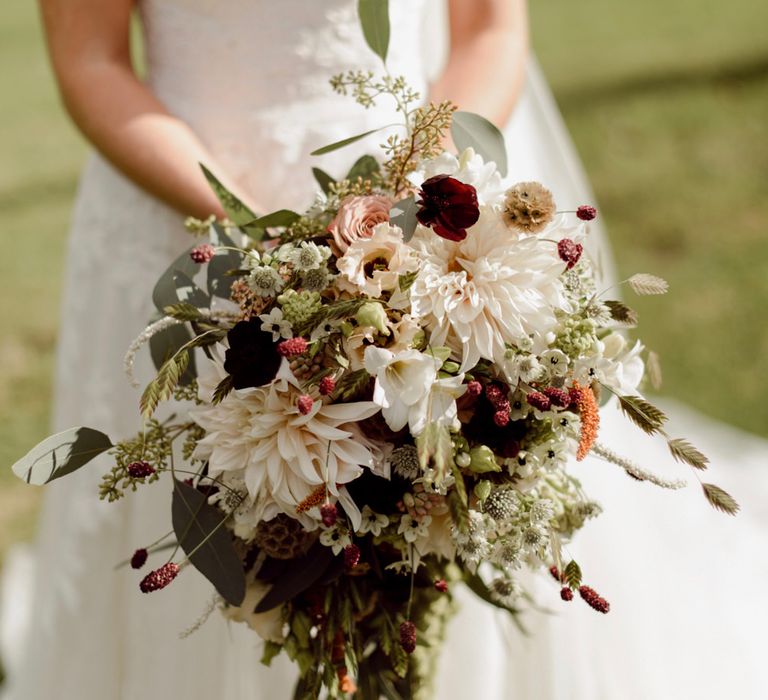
[563,559,582,590]
[173,270,210,308]
[171,479,246,605]
[357,0,390,63]
[310,129,382,156]
[212,374,235,405]
[200,163,257,226]
[451,111,508,177]
[312,167,335,195]
[243,209,301,231]
[346,154,380,181]
[12,427,113,485]
[390,196,419,241]
[140,351,190,418]
[152,247,199,312]
[254,543,336,612]
[149,320,197,385]
[261,640,283,666]
[206,225,241,299]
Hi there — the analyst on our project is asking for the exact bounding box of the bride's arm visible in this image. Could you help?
[429,0,529,127]
[39,0,248,219]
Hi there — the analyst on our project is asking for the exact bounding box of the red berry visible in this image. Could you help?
[319,376,336,396]
[542,386,570,408]
[466,380,483,397]
[579,585,610,613]
[344,544,361,569]
[297,394,314,415]
[526,391,551,412]
[576,205,597,221]
[434,579,449,593]
[190,243,216,263]
[127,461,155,479]
[493,409,510,427]
[485,383,505,407]
[130,548,148,570]
[399,621,417,654]
[320,503,338,527]
[277,337,309,357]
[139,562,180,593]
[549,565,562,582]
[560,586,574,601]
[557,238,584,270]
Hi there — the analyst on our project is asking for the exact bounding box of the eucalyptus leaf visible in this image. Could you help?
[149,320,197,385]
[152,247,199,312]
[206,225,240,299]
[346,154,380,181]
[12,427,113,485]
[254,543,336,612]
[311,129,382,157]
[171,479,246,605]
[243,209,301,230]
[173,270,210,308]
[200,163,257,226]
[389,196,418,241]
[357,0,390,63]
[451,111,508,177]
[312,167,335,195]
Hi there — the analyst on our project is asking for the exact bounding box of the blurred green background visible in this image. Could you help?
[1,0,767,562]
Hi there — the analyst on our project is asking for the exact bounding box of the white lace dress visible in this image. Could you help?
[3,1,767,698]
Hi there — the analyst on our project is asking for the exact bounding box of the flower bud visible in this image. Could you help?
[473,480,492,503]
[355,302,390,336]
[467,445,501,473]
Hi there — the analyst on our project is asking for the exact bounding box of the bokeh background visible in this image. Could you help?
[1,0,766,569]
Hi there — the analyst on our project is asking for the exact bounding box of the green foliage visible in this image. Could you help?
[451,111,508,177]
[563,559,583,590]
[140,350,190,419]
[357,0,390,64]
[200,163,257,226]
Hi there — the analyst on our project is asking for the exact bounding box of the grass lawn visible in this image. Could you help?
[0,0,766,562]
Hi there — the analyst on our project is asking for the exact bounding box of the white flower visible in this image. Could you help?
[409,148,506,206]
[551,410,580,440]
[573,334,645,395]
[409,374,467,436]
[191,359,381,531]
[336,223,419,298]
[320,525,352,555]
[398,514,432,543]
[357,505,390,537]
[249,265,285,298]
[502,352,545,387]
[531,439,571,470]
[258,307,293,341]
[409,214,569,372]
[540,348,570,377]
[363,346,441,433]
[287,241,331,271]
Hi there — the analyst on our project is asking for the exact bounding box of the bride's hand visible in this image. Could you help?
[39,0,255,219]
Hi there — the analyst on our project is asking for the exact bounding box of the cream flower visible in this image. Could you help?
[409,374,467,436]
[409,214,569,371]
[336,223,419,298]
[356,505,390,536]
[363,347,441,434]
[191,359,381,531]
[221,576,284,643]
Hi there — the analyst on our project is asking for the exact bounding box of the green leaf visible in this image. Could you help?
[152,247,200,312]
[172,479,246,605]
[254,543,336,612]
[12,427,113,485]
[140,351,190,418]
[463,571,523,621]
[389,196,419,241]
[243,209,301,230]
[448,466,470,534]
[451,111,508,177]
[312,167,335,195]
[332,368,371,401]
[357,0,390,63]
[206,225,241,299]
[149,320,197,386]
[200,163,257,226]
[212,374,235,405]
[311,129,382,156]
[563,559,583,590]
[346,154,380,181]
[261,641,283,666]
[173,270,210,308]
[398,270,418,293]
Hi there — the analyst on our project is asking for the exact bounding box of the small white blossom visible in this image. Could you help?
[532,439,570,470]
[319,526,351,555]
[248,265,285,298]
[287,241,331,271]
[540,348,570,376]
[502,353,545,387]
[258,307,293,341]
[357,506,390,537]
[398,514,432,543]
[552,411,580,440]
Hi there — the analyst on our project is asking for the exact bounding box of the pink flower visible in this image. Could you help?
[327,195,392,254]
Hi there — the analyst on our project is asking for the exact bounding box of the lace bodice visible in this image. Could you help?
[137,0,430,209]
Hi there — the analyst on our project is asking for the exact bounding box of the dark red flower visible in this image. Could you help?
[399,620,417,654]
[576,205,598,221]
[224,317,282,390]
[557,238,584,270]
[139,562,180,593]
[416,175,479,241]
[127,461,155,479]
[130,548,148,570]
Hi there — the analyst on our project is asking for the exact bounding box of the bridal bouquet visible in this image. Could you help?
[13,4,737,699]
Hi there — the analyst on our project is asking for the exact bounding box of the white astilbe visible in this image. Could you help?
[190,357,381,533]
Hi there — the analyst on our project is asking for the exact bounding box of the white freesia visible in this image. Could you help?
[191,356,380,532]
[410,374,467,436]
[398,514,432,544]
[363,347,441,434]
[408,147,506,206]
[319,526,352,555]
[409,213,569,371]
[574,334,645,395]
[336,223,419,298]
[357,505,390,537]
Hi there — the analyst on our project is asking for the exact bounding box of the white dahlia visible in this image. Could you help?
[409,212,569,371]
[190,357,381,533]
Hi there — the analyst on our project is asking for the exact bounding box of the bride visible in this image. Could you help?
[3,0,766,698]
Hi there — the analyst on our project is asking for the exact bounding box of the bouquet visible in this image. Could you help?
[13,5,738,698]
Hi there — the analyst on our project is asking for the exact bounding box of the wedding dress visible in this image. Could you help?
[3,0,767,698]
